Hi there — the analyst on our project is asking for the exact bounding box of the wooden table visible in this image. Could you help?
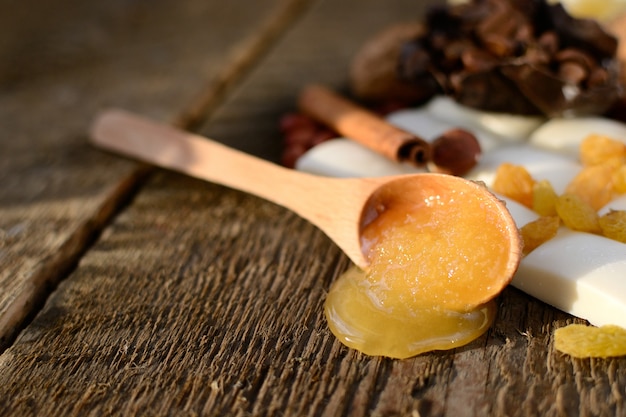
[1,0,625,415]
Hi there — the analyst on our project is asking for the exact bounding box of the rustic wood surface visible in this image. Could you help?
[0,0,308,348]
[1,0,626,416]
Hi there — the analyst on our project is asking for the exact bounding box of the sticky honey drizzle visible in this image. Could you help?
[325,184,511,358]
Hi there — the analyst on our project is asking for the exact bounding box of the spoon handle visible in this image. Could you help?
[90,109,371,267]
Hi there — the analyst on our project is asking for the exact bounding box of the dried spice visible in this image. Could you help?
[398,0,623,117]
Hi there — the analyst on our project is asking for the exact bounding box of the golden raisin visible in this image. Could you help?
[599,210,626,243]
[579,134,626,166]
[532,179,558,216]
[520,216,560,255]
[613,165,626,194]
[555,193,601,234]
[565,163,617,210]
[492,163,535,208]
[554,324,626,358]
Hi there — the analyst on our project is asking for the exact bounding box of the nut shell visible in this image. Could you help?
[350,23,436,103]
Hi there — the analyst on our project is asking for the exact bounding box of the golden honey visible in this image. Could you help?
[325,179,515,358]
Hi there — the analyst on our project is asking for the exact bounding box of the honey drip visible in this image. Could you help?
[325,183,511,359]
[325,266,496,359]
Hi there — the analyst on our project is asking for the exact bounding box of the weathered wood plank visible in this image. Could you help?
[1,0,626,416]
[0,172,344,415]
[0,0,309,348]
[3,173,625,416]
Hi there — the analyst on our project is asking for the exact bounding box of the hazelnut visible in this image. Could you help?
[428,129,482,176]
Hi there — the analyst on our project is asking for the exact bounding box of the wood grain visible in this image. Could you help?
[1,0,626,416]
[2,171,625,416]
[0,0,309,348]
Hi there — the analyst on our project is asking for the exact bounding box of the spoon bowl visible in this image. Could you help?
[90,109,521,305]
[358,173,522,309]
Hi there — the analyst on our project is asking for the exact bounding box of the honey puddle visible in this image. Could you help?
[325,179,513,359]
[325,266,496,359]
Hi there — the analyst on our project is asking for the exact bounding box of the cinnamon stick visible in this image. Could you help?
[298,84,430,167]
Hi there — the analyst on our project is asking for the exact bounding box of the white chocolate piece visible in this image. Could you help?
[480,196,626,328]
[514,229,626,328]
[529,117,626,157]
[386,108,454,140]
[295,139,422,177]
[466,145,581,193]
[386,108,502,152]
[297,101,539,180]
[425,96,545,142]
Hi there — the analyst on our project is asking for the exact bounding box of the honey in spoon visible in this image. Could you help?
[326,175,521,359]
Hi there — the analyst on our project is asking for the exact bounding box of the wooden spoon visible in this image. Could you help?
[90,109,521,306]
